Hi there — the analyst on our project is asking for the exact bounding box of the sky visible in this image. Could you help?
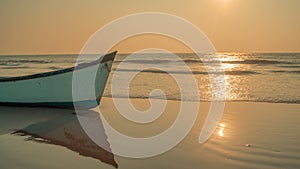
[0,0,299,54]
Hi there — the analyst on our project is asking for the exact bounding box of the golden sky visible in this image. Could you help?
[0,0,299,54]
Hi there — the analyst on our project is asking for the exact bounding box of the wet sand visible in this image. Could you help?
[0,98,300,169]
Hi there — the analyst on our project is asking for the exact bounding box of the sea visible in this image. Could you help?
[0,52,299,104]
[1,53,300,169]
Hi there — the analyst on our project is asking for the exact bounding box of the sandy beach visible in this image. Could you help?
[1,97,299,169]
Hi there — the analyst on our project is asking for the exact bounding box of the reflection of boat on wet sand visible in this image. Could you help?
[12,109,118,168]
[0,51,117,109]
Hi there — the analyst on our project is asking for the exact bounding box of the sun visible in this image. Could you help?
[220,0,230,4]
[221,0,229,2]
[219,0,231,9]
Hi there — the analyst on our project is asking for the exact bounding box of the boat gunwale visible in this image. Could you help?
[0,51,117,82]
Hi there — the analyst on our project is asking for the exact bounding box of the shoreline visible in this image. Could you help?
[101,96,300,105]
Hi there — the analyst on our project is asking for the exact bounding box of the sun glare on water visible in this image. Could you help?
[218,123,226,137]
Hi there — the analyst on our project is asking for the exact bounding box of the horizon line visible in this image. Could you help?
[1,51,300,56]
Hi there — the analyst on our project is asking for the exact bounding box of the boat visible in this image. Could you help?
[0,51,117,109]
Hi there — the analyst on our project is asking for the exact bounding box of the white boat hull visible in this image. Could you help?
[0,52,116,109]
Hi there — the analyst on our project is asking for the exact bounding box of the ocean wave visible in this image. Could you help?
[271,70,300,74]
[210,59,291,65]
[102,96,300,104]
[113,68,259,75]
[0,66,31,69]
[49,66,63,70]
[114,59,294,65]
[222,59,285,64]
[114,59,171,64]
[0,60,53,64]
[0,63,21,66]
[278,65,300,68]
